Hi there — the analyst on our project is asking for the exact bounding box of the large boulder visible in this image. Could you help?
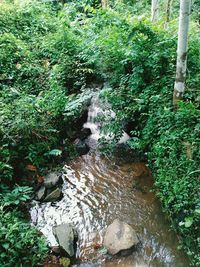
[44,172,63,189]
[103,219,139,255]
[53,224,76,257]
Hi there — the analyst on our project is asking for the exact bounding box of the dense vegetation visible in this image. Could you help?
[0,0,199,266]
[0,1,93,265]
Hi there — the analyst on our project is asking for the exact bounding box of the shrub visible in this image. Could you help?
[0,0,94,185]
[0,186,48,267]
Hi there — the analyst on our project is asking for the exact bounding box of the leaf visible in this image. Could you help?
[194,209,200,215]
[48,149,62,156]
[99,247,107,255]
[2,243,9,249]
[184,217,193,228]
[26,164,37,172]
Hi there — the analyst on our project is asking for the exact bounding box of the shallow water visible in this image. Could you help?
[30,153,190,267]
[30,94,190,267]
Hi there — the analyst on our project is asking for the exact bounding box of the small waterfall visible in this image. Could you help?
[83,93,130,147]
[83,95,102,142]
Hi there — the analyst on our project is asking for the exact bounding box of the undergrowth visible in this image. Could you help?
[0,1,93,265]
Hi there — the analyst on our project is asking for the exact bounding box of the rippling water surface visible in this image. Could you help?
[31,153,190,267]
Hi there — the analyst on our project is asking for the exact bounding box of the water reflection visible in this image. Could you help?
[30,154,190,267]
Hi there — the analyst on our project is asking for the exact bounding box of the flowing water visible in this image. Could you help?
[30,94,190,267]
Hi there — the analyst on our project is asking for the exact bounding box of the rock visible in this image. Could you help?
[74,139,90,155]
[53,224,76,257]
[36,185,46,201]
[44,172,63,189]
[51,246,60,255]
[79,128,92,141]
[44,188,62,202]
[114,143,139,164]
[103,219,139,255]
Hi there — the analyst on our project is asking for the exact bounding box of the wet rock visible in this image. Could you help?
[103,219,139,255]
[51,246,60,255]
[53,224,76,257]
[36,185,46,201]
[79,128,92,141]
[44,188,63,202]
[74,139,90,155]
[114,143,139,164]
[44,172,63,189]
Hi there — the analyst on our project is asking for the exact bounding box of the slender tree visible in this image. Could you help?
[151,0,159,22]
[166,0,173,23]
[173,0,192,106]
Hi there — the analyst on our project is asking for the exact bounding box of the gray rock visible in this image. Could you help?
[44,188,62,202]
[79,128,92,141]
[74,139,90,155]
[36,186,46,201]
[51,246,60,255]
[53,224,75,257]
[44,172,63,189]
[103,219,139,255]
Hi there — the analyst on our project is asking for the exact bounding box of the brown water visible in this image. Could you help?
[31,152,190,267]
[30,94,190,267]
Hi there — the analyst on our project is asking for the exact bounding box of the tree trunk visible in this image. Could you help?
[101,0,108,9]
[166,0,173,23]
[151,0,159,22]
[173,0,191,106]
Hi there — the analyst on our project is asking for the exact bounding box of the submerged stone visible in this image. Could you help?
[53,223,75,257]
[103,219,139,255]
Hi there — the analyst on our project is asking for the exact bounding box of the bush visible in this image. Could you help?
[0,209,48,267]
[0,1,94,265]
[0,0,94,185]
[0,186,48,267]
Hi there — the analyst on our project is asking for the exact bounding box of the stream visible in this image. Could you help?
[30,93,190,267]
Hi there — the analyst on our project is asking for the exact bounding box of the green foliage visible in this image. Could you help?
[0,2,94,265]
[0,209,48,267]
[64,91,92,120]
[0,0,94,185]
[0,185,48,267]
[1,186,32,207]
